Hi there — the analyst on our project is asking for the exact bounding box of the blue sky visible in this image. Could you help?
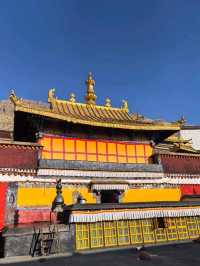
[0,0,200,124]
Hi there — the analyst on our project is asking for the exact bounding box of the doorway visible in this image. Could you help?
[101,190,119,203]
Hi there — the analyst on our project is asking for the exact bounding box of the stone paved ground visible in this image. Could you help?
[2,243,200,266]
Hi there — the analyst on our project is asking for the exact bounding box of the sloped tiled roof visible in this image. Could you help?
[10,90,181,132]
[156,134,199,154]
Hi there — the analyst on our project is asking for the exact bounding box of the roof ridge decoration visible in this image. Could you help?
[85,72,97,105]
[48,88,56,105]
[9,75,182,131]
[47,72,129,112]
[10,90,20,105]
[105,97,111,108]
[176,115,186,126]
[121,100,129,112]
[69,93,76,103]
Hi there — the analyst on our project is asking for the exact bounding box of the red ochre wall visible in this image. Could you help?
[0,182,7,230]
[17,209,57,224]
[0,146,38,169]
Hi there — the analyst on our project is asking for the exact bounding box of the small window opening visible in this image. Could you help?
[158,217,165,228]
[154,217,165,229]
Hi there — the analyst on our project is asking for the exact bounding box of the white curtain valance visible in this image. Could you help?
[0,175,90,184]
[91,184,129,191]
[164,178,200,185]
[2,175,200,185]
[38,169,164,179]
[69,207,200,223]
[166,173,200,178]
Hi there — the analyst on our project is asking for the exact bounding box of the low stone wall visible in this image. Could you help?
[2,223,74,257]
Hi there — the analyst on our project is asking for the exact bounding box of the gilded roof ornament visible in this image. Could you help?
[48,88,56,103]
[176,115,186,126]
[9,89,20,104]
[121,100,129,112]
[105,97,111,108]
[10,89,16,99]
[85,72,97,105]
[9,82,181,131]
[69,93,76,103]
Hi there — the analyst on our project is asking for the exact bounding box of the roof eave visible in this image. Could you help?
[15,105,180,132]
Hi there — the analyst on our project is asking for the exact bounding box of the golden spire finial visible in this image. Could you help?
[69,93,76,103]
[122,100,129,112]
[85,72,97,105]
[105,97,111,108]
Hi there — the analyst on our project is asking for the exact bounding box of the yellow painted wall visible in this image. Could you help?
[17,187,96,207]
[123,188,181,202]
[17,186,181,207]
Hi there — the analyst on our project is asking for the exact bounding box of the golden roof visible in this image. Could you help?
[9,74,181,131]
[157,134,199,154]
[176,143,199,153]
[165,135,191,144]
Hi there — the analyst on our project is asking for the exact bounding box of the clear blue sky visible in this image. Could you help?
[0,0,200,124]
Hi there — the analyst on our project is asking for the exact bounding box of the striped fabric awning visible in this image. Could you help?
[91,184,129,191]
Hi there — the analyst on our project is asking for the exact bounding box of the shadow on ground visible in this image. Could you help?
[6,242,200,266]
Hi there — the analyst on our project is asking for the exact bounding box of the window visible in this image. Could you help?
[154,218,165,229]
[103,221,118,247]
[186,217,199,239]
[154,218,167,242]
[165,217,178,241]
[176,217,189,240]
[141,219,155,244]
[76,224,90,250]
[90,222,104,248]
[40,135,153,164]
